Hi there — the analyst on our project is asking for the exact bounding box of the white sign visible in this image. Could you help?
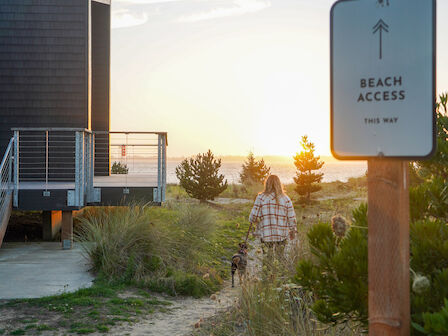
[331,0,436,159]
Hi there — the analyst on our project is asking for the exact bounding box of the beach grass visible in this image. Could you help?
[0,178,367,335]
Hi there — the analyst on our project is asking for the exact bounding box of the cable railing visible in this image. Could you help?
[9,128,167,207]
[12,128,94,207]
[0,137,14,223]
[94,131,167,202]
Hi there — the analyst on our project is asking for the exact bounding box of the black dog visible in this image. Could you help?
[231,242,248,287]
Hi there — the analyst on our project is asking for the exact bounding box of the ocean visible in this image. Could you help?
[165,159,367,185]
[113,157,367,185]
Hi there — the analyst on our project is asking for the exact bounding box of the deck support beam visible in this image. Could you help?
[61,211,73,250]
[42,211,62,241]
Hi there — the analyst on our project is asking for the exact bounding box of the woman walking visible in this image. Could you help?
[249,175,297,259]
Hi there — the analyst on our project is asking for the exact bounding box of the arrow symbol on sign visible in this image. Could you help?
[372,19,389,60]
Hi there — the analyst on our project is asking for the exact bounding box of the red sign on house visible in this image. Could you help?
[121,145,126,157]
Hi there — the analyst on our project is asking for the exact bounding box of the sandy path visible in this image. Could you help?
[109,243,262,336]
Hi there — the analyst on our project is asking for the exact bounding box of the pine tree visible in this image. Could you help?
[293,135,324,202]
[175,150,228,202]
[239,152,271,185]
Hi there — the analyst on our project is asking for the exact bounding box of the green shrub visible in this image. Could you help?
[417,93,448,181]
[410,220,448,276]
[411,220,448,331]
[413,299,448,335]
[410,183,430,221]
[410,178,448,222]
[294,203,368,327]
[295,203,448,334]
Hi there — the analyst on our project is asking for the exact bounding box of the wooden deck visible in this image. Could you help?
[18,174,158,190]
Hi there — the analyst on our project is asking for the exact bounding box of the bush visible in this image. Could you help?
[294,203,448,334]
[294,203,368,328]
[410,177,448,221]
[413,299,448,335]
[175,150,228,201]
[411,220,448,330]
[417,93,448,180]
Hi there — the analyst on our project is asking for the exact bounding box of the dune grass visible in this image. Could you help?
[0,180,367,335]
[76,203,235,297]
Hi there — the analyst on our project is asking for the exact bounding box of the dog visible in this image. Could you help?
[231,242,248,287]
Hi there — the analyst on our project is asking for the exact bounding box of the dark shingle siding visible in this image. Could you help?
[0,0,88,156]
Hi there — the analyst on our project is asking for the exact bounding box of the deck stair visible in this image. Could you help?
[0,138,14,248]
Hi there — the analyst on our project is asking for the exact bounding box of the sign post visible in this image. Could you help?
[367,160,410,335]
[330,0,436,334]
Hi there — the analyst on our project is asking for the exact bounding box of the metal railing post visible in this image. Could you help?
[91,133,95,185]
[157,134,162,203]
[75,131,85,207]
[89,133,94,202]
[45,130,48,192]
[162,134,166,202]
[86,133,95,203]
[13,131,19,207]
[84,133,89,201]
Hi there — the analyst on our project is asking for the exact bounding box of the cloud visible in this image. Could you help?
[112,9,149,29]
[178,0,271,23]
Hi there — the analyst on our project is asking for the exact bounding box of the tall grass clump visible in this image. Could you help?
[76,205,159,282]
[76,204,222,297]
[160,204,217,271]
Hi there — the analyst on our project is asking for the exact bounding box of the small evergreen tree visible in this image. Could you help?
[175,150,228,202]
[111,161,129,174]
[239,152,271,185]
[293,135,324,202]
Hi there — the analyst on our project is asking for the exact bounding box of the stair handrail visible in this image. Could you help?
[0,137,14,218]
[0,137,13,175]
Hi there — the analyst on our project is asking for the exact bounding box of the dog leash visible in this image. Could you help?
[244,221,254,244]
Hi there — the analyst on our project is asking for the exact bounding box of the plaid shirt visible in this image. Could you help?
[249,193,297,243]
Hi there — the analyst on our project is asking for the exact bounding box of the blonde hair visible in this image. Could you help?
[262,175,285,199]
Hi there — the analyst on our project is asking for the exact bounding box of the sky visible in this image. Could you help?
[110,0,448,158]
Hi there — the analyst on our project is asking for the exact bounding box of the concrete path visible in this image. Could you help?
[0,242,94,299]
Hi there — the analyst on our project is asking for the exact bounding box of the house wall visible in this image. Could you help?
[91,1,110,176]
[0,0,111,178]
[0,0,89,157]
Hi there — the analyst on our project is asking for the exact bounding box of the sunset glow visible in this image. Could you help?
[111,0,448,158]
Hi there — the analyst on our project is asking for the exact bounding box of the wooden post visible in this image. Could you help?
[42,211,62,241]
[368,160,410,336]
[61,210,73,250]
